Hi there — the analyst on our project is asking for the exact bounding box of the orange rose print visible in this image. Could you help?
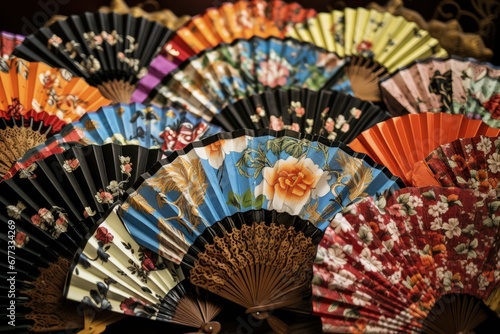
[256,156,330,215]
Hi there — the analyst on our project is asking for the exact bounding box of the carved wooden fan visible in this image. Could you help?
[348,113,500,185]
[133,36,345,121]
[12,11,172,103]
[286,7,448,102]
[0,143,164,333]
[118,129,403,332]
[214,87,390,143]
[408,135,500,194]
[380,56,500,128]
[50,102,221,154]
[312,186,500,333]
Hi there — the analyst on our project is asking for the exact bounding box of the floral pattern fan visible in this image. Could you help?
[133,36,345,121]
[12,11,172,103]
[115,129,403,332]
[380,56,500,128]
[0,143,165,333]
[48,102,221,154]
[408,135,500,194]
[286,7,448,102]
[348,113,500,185]
[312,186,499,333]
[214,86,390,143]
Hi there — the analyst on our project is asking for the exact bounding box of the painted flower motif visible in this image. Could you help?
[48,34,63,48]
[120,297,145,316]
[350,108,362,119]
[330,213,353,234]
[483,93,500,119]
[52,215,68,237]
[83,207,96,218]
[256,156,331,216]
[120,156,132,176]
[196,136,247,169]
[269,115,285,131]
[352,291,371,306]
[430,217,443,230]
[288,122,300,132]
[84,31,104,50]
[63,158,80,172]
[428,201,448,217]
[487,152,500,173]
[359,248,383,272]
[95,226,114,245]
[324,245,347,271]
[257,59,290,87]
[255,106,266,117]
[95,190,114,204]
[357,225,373,244]
[7,97,26,117]
[290,101,305,117]
[106,180,121,197]
[14,231,29,248]
[477,136,493,153]
[340,123,350,133]
[356,40,373,53]
[442,218,461,238]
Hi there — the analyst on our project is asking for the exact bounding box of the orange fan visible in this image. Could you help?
[348,113,500,185]
[408,135,500,193]
[164,0,316,65]
[0,57,111,125]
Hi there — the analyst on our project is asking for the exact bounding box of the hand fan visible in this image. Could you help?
[12,11,172,104]
[0,143,173,333]
[160,0,316,64]
[1,31,24,59]
[214,86,390,143]
[0,57,111,126]
[408,135,500,194]
[117,128,403,332]
[0,117,80,180]
[48,102,222,154]
[286,7,448,102]
[380,56,500,128]
[312,186,500,333]
[348,113,500,185]
[134,36,345,121]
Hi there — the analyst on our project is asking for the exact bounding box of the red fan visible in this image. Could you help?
[312,186,500,333]
[348,113,500,185]
[408,135,500,193]
[0,30,24,59]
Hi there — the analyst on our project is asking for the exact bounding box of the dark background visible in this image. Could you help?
[1,1,500,333]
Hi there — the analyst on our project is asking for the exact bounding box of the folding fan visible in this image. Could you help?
[312,186,500,333]
[161,0,316,66]
[380,56,500,128]
[408,135,500,193]
[48,102,222,153]
[12,11,172,103]
[0,57,111,126]
[117,128,403,332]
[286,7,448,102]
[133,36,345,121]
[1,31,24,59]
[214,86,390,143]
[348,113,500,185]
[0,143,170,332]
[0,118,80,180]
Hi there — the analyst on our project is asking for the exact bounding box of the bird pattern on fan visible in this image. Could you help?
[408,135,500,195]
[214,86,390,143]
[0,57,111,127]
[348,113,500,185]
[134,36,345,121]
[12,11,172,103]
[49,102,221,153]
[380,56,500,128]
[286,7,448,102]
[116,129,402,331]
[312,186,499,333]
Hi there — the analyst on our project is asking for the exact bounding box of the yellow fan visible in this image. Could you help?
[286,7,448,101]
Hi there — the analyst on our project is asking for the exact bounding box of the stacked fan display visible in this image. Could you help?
[1,1,499,334]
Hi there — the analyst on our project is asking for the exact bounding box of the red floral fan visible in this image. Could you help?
[214,86,390,143]
[348,113,500,185]
[12,11,172,103]
[312,186,500,333]
[408,135,500,192]
[380,56,500,128]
